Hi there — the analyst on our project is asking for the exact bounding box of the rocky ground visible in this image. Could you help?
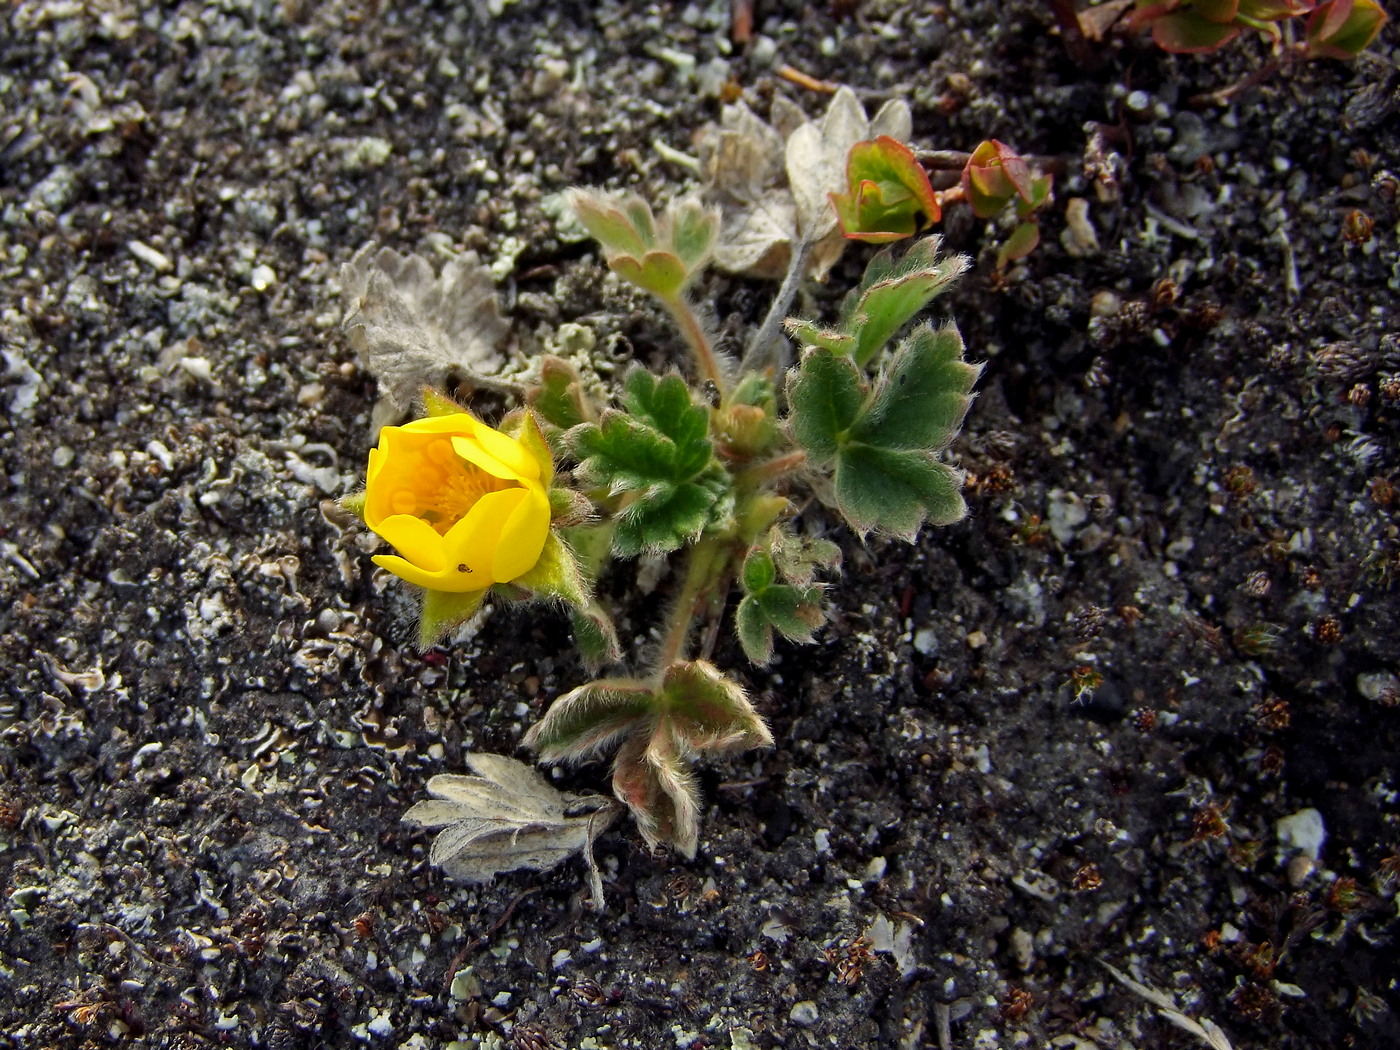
[2,1,1399,1048]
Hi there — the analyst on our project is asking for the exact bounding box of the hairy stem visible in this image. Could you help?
[664,295,728,396]
[742,237,814,373]
[736,450,807,489]
[653,535,731,675]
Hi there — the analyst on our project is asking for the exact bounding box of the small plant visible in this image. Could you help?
[1129,0,1387,56]
[343,92,982,879]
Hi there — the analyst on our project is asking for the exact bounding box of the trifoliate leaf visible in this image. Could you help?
[567,190,717,301]
[735,548,825,665]
[340,245,508,417]
[787,321,980,539]
[403,753,620,906]
[526,661,772,858]
[569,369,731,556]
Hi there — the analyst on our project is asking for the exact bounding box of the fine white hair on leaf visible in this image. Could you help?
[403,753,620,909]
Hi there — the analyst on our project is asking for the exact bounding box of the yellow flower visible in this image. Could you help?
[364,412,551,593]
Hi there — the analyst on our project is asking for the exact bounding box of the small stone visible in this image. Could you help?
[789,1001,819,1027]
[1276,808,1326,861]
[249,264,276,291]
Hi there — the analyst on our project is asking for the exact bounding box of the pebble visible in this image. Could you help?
[789,1001,819,1027]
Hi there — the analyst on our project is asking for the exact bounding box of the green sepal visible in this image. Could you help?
[830,136,941,244]
[528,355,591,431]
[340,490,368,522]
[421,387,464,418]
[511,532,588,607]
[548,487,594,526]
[569,369,732,557]
[418,587,489,650]
[514,410,555,489]
[657,660,771,753]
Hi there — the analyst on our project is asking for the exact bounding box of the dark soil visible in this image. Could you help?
[2,2,1398,1048]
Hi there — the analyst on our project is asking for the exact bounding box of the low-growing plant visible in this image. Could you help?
[340,90,983,891]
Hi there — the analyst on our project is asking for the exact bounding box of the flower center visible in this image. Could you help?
[420,457,514,534]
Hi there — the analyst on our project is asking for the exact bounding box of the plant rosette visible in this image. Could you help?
[345,391,589,647]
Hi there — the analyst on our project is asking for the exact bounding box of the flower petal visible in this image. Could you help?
[452,426,540,481]
[442,487,528,584]
[374,513,447,572]
[372,553,453,591]
[491,482,551,582]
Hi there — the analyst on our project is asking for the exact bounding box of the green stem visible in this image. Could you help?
[742,237,813,373]
[653,535,731,677]
[663,295,728,396]
[735,450,807,490]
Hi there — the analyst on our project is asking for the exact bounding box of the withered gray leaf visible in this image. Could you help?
[697,89,914,281]
[403,753,619,906]
[340,244,509,418]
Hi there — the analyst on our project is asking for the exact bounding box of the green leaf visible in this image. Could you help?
[659,661,772,752]
[511,532,588,606]
[786,347,866,464]
[524,678,656,763]
[567,189,717,301]
[769,529,842,587]
[735,598,776,665]
[418,587,489,650]
[996,221,1042,269]
[668,198,720,271]
[569,601,622,672]
[840,237,969,367]
[788,320,980,539]
[834,444,967,538]
[569,189,652,258]
[741,548,777,593]
[1306,0,1387,57]
[830,136,941,244]
[570,369,731,556]
[1152,9,1242,50]
[611,250,688,300]
[528,355,591,431]
[785,318,856,356]
[849,324,982,451]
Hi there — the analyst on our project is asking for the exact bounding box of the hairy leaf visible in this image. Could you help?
[849,324,982,452]
[838,237,969,367]
[567,190,717,300]
[529,355,591,431]
[786,348,865,463]
[735,549,825,665]
[835,443,968,538]
[403,754,619,903]
[340,245,509,417]
[570,370,731,556]
[524,678,656,764]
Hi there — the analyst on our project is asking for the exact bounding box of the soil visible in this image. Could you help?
[2,2,1399,1049]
